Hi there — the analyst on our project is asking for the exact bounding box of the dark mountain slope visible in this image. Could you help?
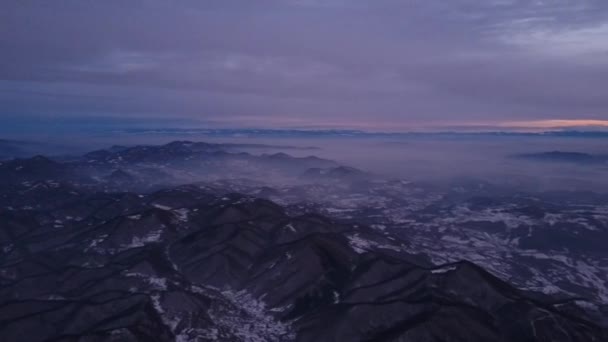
[0,184,605,342]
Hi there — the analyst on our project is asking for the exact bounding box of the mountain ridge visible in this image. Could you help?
[0,140,606,341]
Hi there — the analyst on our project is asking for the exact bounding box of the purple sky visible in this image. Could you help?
[2,0,608,131]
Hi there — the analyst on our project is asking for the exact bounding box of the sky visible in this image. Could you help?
[1,0,608,132]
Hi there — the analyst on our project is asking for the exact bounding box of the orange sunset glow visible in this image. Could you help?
[501,119,608,129]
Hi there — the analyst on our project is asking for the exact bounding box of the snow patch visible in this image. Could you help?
[347,233,402,254]
[173,208,190,222]
[209,289,295,342]
[431,265,457,274]
[285,223,297,233]
[122,228,163,249]
[153,203,173,210]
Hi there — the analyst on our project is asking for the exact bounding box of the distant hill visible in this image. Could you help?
[513,151,608,164]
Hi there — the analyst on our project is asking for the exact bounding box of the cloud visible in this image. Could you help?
[1,0,607,131]
[498,20,608,60]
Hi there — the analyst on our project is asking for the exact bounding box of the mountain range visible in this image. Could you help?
[0,140,606,341]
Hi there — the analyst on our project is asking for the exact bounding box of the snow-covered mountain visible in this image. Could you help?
[0,141,606,341]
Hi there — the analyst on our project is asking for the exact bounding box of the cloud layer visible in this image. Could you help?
[1,0,607,130]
